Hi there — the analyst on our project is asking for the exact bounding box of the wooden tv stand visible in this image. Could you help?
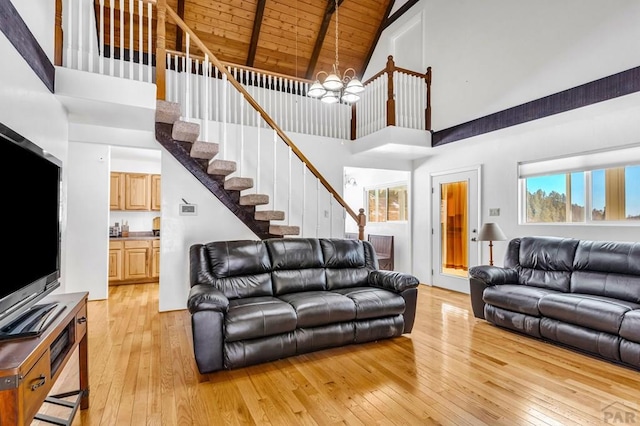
[0,292,89,425]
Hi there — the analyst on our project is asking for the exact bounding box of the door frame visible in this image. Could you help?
[430,165,482,293]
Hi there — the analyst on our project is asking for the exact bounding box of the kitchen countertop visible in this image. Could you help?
[109,231,159,241]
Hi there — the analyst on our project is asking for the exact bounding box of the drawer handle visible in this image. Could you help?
[31,375,46,391]
[77,316,87,324]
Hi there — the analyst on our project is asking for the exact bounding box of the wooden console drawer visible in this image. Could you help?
[22,351,51,423]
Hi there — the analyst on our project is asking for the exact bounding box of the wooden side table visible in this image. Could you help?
[0,292,89,425]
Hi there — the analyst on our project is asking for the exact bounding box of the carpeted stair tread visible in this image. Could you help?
[269,225,300,236]
[240,194,269,206]
[156,100,181,124]
[191,141,219,160]
[172,120,200,143]
[255,210,285,221]
[224,177,254,191]
[207,159,236,176]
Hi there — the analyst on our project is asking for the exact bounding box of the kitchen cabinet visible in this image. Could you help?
[110,172,161,211]
[109,238,159,285]
[151,174,161,211]
[108,240,124,281]
[124,173,151,210]
[110,172,125,210]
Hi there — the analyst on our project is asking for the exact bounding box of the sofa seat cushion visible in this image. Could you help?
[278,291,356,327]
[225,296,297,342]
[538,294,640,335]
[332,287,405,320]
[483,285,560,316]
[620,310,640,344]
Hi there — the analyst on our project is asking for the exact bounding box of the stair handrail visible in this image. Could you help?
[162,4,366,237]
[165,49,315,87]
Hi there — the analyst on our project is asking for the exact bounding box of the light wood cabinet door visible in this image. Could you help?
[108,241,123,281]
[151,174,161,211]
[124,173,151,210]
[123,246,149,281]
[151,243,160,278]
[110,172,125,210]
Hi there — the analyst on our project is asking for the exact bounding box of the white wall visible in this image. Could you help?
[65,142,110,299]
[366,0,640,130]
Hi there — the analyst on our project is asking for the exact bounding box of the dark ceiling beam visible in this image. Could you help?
[246,0,267,67]
[305,0,345,80]
[175,0,186,51]
[360,0,396,76]
[383,0,420,30]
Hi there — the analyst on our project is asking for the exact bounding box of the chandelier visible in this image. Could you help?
[307,0,365,104]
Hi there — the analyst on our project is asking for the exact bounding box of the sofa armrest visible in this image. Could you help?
[368,270,419,293]
[187,284,229,314]
[468,265,518,285]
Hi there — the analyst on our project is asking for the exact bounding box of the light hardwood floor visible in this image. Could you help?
[38,283,640,425]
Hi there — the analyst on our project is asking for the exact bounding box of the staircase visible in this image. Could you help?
[155,100,300,239]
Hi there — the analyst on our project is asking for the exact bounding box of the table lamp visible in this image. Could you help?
[478,223,507,266]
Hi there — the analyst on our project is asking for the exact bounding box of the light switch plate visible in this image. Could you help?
[489,208,500,216]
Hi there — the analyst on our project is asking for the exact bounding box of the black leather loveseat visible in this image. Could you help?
[469,236,640,370]
[188,237,420,373]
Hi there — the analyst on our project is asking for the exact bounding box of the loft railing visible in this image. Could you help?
[163,50,352,141]
[353,55,432,139]
[54,1,431,143]
[159,3,368,239]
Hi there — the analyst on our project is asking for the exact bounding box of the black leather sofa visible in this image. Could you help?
[188,238,420,373]
[469,236,640,370]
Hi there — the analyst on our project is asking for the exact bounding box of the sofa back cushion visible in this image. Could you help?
[320,239,375,289]
[571,240,640,303]
[505,236,579,292]
[265,238,327,295]
[197,241,273,299]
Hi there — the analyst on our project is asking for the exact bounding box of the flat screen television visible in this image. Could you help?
[0,122,62,338]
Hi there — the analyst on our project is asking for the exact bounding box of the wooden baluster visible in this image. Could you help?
[138,0,143,81]
[147,2,152,82]
[155,0,166,99]
[350,104,357,140]
[426,66,432,131]
[386,55,396,127]
[99,0,105,74]
[357,208,366,241]
[55,0,63,66]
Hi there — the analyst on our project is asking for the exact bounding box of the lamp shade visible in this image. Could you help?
[478,223,507,241]
[308,81,326,98]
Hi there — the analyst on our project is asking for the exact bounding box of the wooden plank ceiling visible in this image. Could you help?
[96,0,395,80]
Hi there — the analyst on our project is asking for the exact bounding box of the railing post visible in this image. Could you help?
[350,104,357,140]
[54,0,63,66]
[156,0,167,100]
[357,208,366,241]
[386,55,396,127]
[425,66,432,131]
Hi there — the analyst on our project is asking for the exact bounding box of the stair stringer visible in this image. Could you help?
[155,121,281,240]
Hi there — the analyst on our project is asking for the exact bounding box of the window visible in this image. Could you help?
[367,184,408,222]
[520,164,640,224]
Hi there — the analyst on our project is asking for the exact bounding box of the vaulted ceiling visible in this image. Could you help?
[163,0,400,80]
